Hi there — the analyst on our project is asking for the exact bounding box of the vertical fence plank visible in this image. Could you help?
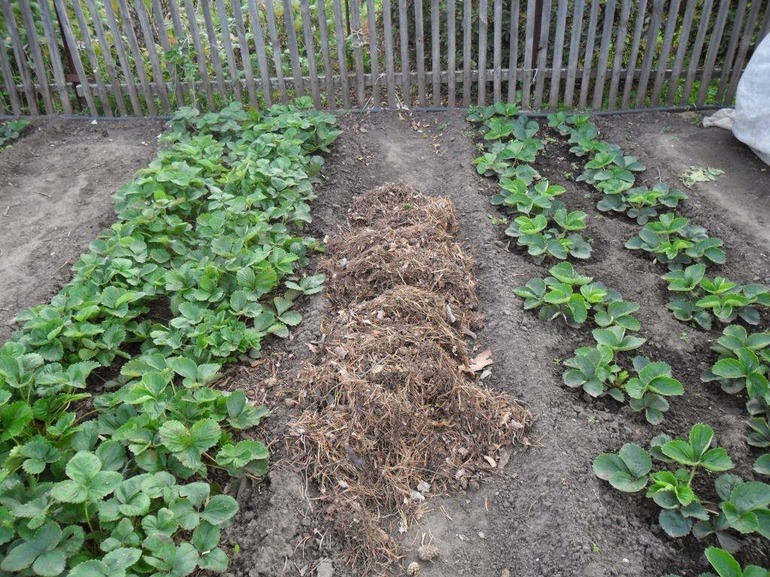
[102,0,143,114]
[680,0,713,106]
[726,0,764,102]
[333,0,351,107]
[183,0,213,109]
[695,0,730,105]
[350,0,366,105]
[53,0,96,115]
[507,0,521,103]
[37,0,72,113]
[85,0,127,115]
[135,0,171,112]
[247,0,272,107]
[649,0,682,107]
[152,0,184,108]
[215,0,243,104]
[263,0,288,104]
[761,3,770,40]
[591,0,616,110]
[382,0,397,107]
[548,0,569,109]
[606,0,631,109]
[635,0,664,107]
[232,0,259,107]
[562,0,583,108]
[398,0,410,106]
[365,0,380,107]
[522,0,536,108]
[166,0,190,105]
[477,0,488,106]
[578,0,601,109]
[0,28,22,115]
[533,0,553,109]
[621,0,647,108]
[200,0,228,107]
[432,0,441,105]
[2,1,38,114]
[115,0,157,114]
[282,0,305,97]
[414,0,426,105]
[492,0,502,104]
[18,1,54,113]
[462,0,472,105]
[714,0,747,102]
[447,0,456,106]
[317,0,337,108]
[665,0,696,106]
[300,0,321,107]
[69,0,113,116]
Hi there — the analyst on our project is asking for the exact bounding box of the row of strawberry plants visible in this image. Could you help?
[548,114,770,570]
[0,100,340,577]
[553,113,770,471]
[468,103,592,262]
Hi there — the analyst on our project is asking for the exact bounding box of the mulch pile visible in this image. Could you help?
[291,183,532,571]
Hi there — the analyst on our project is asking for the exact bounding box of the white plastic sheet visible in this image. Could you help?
[703,33,770,166]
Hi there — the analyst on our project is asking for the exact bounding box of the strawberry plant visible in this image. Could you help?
[596,183,688,224]
[0,100,339,577]
[491,178,565,214]
[594,424,735,538]
[666,547,770,577]
[514,262,620,327]
[505,202,592,262]
[625,213,726,269]
[0,119,30,148]
[625,356,685,424]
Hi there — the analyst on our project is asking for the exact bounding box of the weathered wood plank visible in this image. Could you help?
[232,0,259,107]
[477,0,488,106]
[215,0,243,103]
[578,0,601,109]
[17,0,54,113]
[492,0,502,103]
[681,0,714,106]
[102,0,143,114]
[316,0,337,107]
[116,0,158,114]
[696,0,730,106]
[521,0,536,108]
[350,0,366,105]
[462,0,472,105]
[591,0,617,110]
[533,0,553,109]
[548,0,569,109]
[714,0,747,102]
[665,0,696,106]
[53,0,97,115]
[333,0,351,107]
[282,0,306,96]
[398,0,411,105]
[135,0,171,112]
[365,0,380,107]
[182,0,214,109]
[447,0,457,106]
[263,0,288,104]
[200,0,228,107]
[86,0,127,114]
[650,0,682,106]
[248,0,273,106]
[635,0,665,108]
[621,0,648,108]
[607,0,631,109]
[725,0,764,102]
[0,19,22,115]
[67,0,112,116]
[562,0,583,107]
[414,0,426,105]
[432,0,442,105]
[382,0,397,106]
[300,0,321,107]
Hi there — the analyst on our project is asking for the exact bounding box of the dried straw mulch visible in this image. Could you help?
[290,183,532,572]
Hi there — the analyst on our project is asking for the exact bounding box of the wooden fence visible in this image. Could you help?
[1,0,769,116]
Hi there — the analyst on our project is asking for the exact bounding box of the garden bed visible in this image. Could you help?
[2,109,770,577]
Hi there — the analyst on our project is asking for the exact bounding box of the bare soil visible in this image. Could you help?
[0,118,164,342]
[3,111,770,577]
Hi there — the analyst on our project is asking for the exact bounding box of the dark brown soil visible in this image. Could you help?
[3,111,770,577]
[0,118,165,342]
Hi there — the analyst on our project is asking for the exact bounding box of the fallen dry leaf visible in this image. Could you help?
[463,349,494,373]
